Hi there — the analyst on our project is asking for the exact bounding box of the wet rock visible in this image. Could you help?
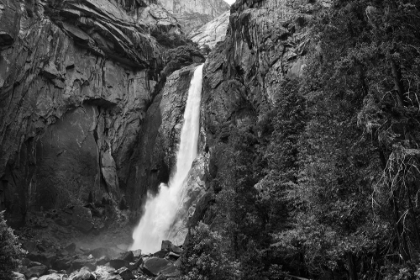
[161,240,183,254]
[23,265,48,278]
[119,251,134,262]
[69,267,95,280]
[38,273,64,280]
[167,252,180,260]
[27,252,56,266]
[65,243,77,253]
[117,267,134,280]
[109,259,127,270]
[71,258,96,271]
[127,257,143,271]
[12,272,26,280]
[96,256,110,266]
[95,266,121,280]
[142,257,173,277]
[51,256,72,271]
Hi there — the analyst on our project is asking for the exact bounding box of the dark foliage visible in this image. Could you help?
[0,211,21,280]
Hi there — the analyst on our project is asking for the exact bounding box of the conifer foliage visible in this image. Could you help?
[0,211,22,280]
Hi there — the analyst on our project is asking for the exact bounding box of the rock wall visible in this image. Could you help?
[0,0,202,225]
[158,0,230,34]
[189,11,230,50]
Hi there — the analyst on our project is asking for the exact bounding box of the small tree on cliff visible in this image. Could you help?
[0,211,22,280]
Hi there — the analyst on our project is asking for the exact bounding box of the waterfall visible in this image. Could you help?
[130,64,204,253]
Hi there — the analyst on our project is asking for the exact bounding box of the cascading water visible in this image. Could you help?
[130,64,204,253]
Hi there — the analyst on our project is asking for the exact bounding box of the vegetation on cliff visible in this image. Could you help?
[183,0,420,279]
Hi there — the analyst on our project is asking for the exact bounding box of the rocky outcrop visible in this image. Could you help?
[158,0,230,34]
[189,11,229,50]
[0,0,200,225]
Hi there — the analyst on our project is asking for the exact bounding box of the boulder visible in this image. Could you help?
[119,251,134,262]
[12,272,26,280]
[161,240,183,254]
[71,258,96,271]
[23,265,48,278]
[96,256,110,266]
[38,273,65,280]
[142,257,173,277]
[168,252,180,260]
[65,243,77,253]
[27,252,56,266]
[116,267,134,280]
[51,256,72,271]
[109,259,127,270]
[127,257,143,271]
[95,266,122,280]
[69,267,95,280]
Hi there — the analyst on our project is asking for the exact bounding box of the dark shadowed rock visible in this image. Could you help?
[71,206,93,233]
[23,265,48,278]
[120,251,134,262]
[27,252,56,266]
[117,267,134,280]
[127,257,144,271]
[142,257,173,276]
[161,240,183,254]
[96,256,110,266]
[109,259,127,270]
[65,243,77,253]
[51,256,72,271]
[71,258,96,271]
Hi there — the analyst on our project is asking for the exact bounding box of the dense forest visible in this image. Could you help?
[180,0,420,279]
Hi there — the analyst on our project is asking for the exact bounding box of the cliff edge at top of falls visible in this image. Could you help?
[157,0,230,35]
[0,0,204,226]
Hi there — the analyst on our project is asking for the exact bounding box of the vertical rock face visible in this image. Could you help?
[0,0,203,224]
[157,0,230,34]
[189,11,230,49]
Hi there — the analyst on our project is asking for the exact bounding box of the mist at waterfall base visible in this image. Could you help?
[130,65,204,254]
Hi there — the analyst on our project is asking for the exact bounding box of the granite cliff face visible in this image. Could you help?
[157,0,230,34]
[0,0,204,225]
[189,11,229,49]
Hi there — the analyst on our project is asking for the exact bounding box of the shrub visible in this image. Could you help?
[0,211,22,280]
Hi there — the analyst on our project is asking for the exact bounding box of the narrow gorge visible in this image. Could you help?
[1,0,420,280]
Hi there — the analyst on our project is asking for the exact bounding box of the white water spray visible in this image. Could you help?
[130,65,204,253]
